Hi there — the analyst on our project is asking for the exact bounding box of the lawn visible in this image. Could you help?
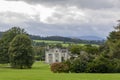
[0,61,119,80]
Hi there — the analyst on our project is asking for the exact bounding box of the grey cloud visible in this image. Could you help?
[6,0,120,9]
[17,20,114,38]
[45,6,88,24]
[0,11,33,24]
[0,11,39,24]
[45,5,120,25]
[0,14,114,38]
[1,0,119,38]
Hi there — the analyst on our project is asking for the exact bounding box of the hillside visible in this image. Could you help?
[78,36,104,40]
[0,31,104,45]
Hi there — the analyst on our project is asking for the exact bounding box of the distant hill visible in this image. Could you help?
[41,36,83,43]
[70,36,104,41]
[0,31,104,45]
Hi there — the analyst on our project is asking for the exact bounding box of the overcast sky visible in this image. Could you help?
[0,0,120,38]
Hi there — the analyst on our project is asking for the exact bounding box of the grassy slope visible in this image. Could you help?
[0,62,120,80]
[34,40,63,44]
[33,40,92,47]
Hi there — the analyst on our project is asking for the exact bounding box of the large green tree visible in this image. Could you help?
[0,27,27,63]
[105,22,120,59]
[86,22,120,73]
[9,34,34,69]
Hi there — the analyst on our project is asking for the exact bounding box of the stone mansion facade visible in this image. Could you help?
[45,48,70,64]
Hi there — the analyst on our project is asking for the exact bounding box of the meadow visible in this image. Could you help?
[0,61,120,80]
[33,40,95,47]
[34,40,63,44]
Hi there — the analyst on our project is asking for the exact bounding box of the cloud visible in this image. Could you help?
[0,12,34,24]
[2,0,120,24]
[0,11,114,38]
[0,0,56,23]
[45,6,87,24]
[5,0,120,9]
[5,0,120,25]
[43,6,120,26]
[9,20,113,38]
[2,0,120,38]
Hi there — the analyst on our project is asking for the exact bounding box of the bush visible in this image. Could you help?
[70,58,88,73]
[86,56,115,73]
[51,62,69,73]
[112,59,120,72]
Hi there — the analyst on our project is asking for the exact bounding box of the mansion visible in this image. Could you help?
[45,48,70,64]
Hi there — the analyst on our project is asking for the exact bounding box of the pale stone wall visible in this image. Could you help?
[45,48,70,64]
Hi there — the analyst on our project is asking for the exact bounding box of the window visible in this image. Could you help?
[56,60,58,62]
[56,50,58,52]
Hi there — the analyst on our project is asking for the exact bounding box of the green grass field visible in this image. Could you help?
[34,40,70,47]
[33,40,98,47]
[0,62,120,80]
[34,40,63,44]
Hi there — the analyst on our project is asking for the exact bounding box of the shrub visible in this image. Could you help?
[70,58,88,73]
[86,56,115,73]
[51,62,69,73]
[112,59,120,72]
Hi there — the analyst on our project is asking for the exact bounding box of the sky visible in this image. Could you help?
[0,0,120,38]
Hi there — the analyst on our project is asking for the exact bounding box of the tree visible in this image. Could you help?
[0,40,9,63]
[9,34,34,69]
[105,22,120,59]
[64,52,91,73]
[84,44,99,55]
[70,57,88,73]
[55,43,62,48]
[70,45,83,55]
[33,46,45,61]
[0,27,27,63]
[86,56,118,73]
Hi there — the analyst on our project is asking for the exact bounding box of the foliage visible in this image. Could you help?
[86,56,115,73]
[9,34,34,69]
[84,44,99,55]
[64,52,93,73]
[55,43,63,48]
[70,57,88,73]
[105,23,120,59]
[33,46,45,61]
[70,45,83,55]
[0,27,27,63]
[51,62,69,73]
[0,40,9,63]
[86,55,120,73]
[33,41,46,47]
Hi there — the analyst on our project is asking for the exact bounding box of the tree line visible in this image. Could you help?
[30,35,104,45]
